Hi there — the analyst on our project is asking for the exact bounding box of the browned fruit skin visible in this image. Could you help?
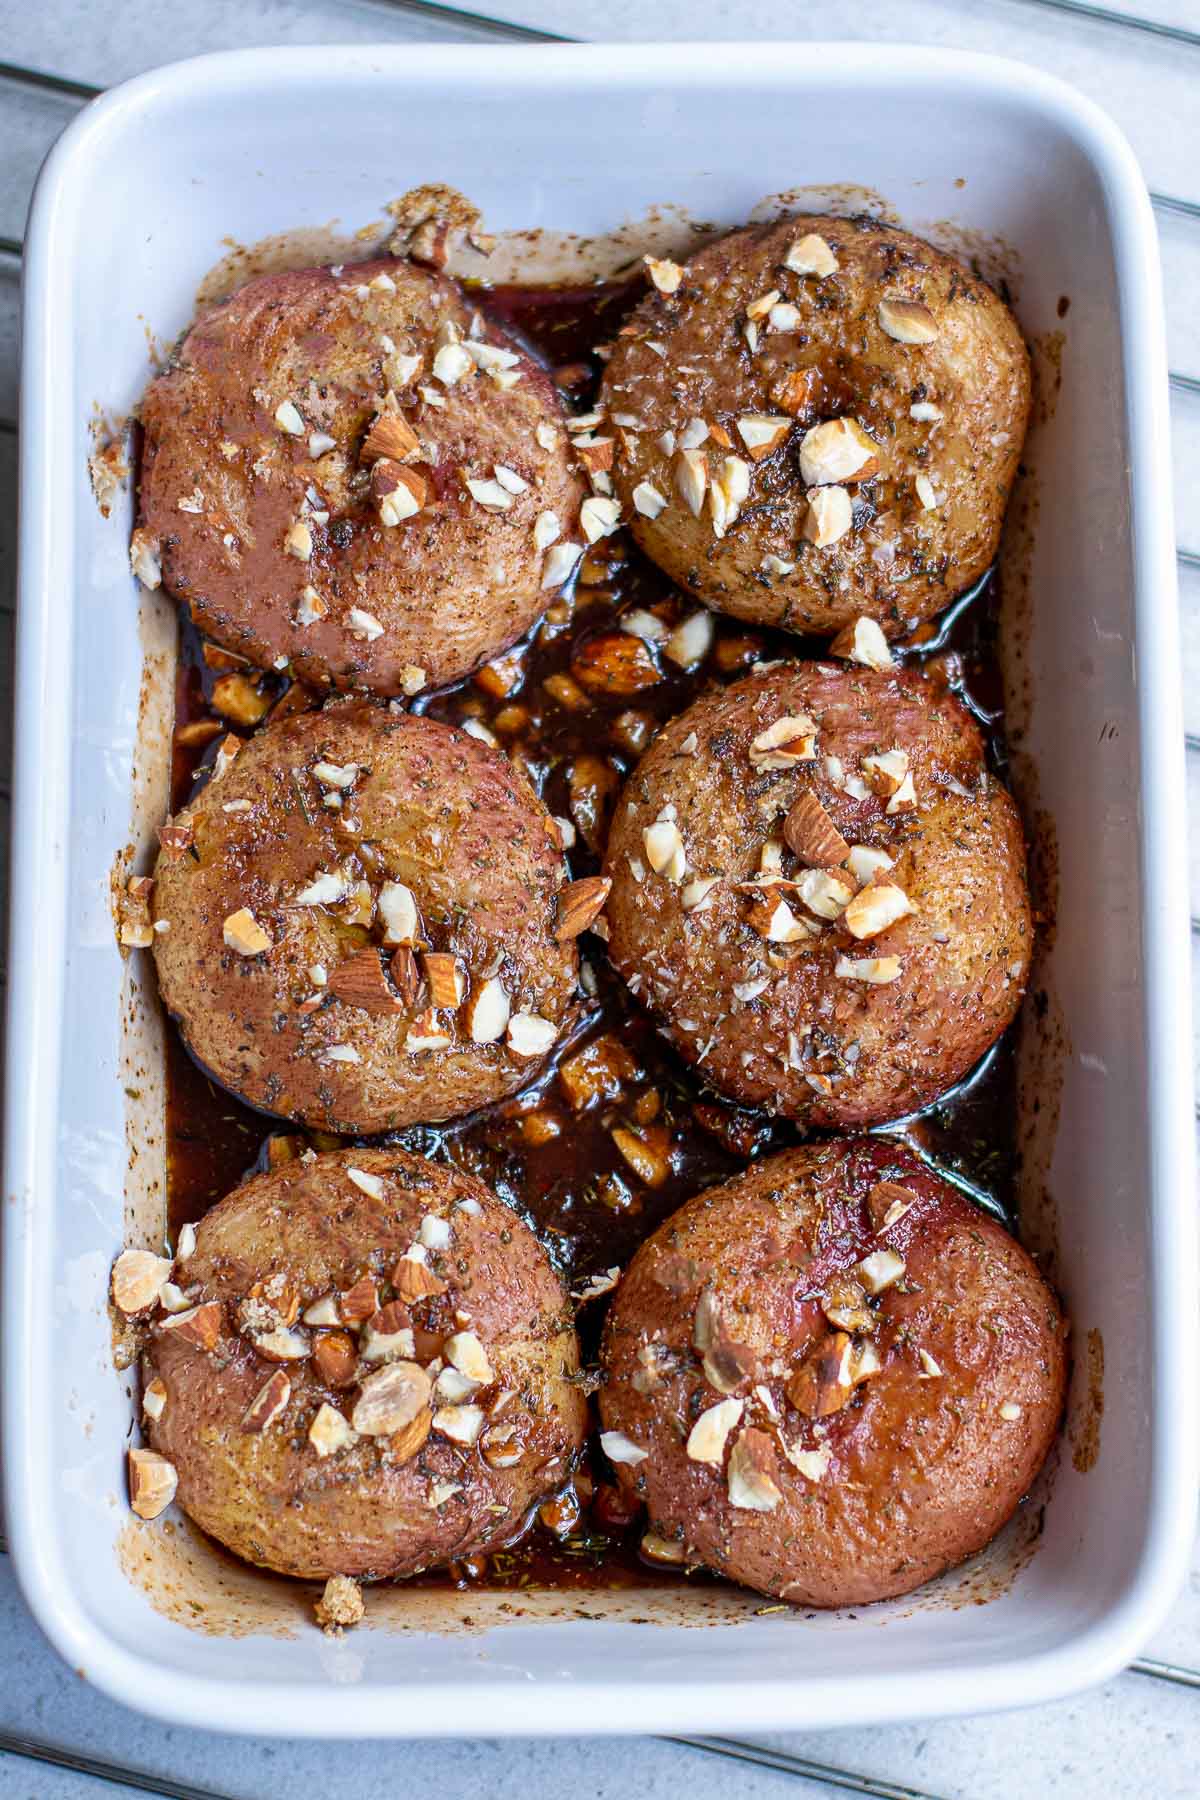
[147,1148,587,1580]
[600,216,1030,637]
[137,257,584,695]
[603,662,1031,1128]
[600,1140,1066,1606]
[152,701,577,1132]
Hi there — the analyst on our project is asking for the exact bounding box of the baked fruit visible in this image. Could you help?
[141,1148,587,1580]
[603,658,1031,1128]
[151,699,579,1133]
[600,215,1030,639]
[135,256,585,696]
[599,1139,1066,1606]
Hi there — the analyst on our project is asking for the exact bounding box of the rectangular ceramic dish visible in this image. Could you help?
[7,40,1196,1738]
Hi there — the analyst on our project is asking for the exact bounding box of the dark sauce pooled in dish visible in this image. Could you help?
[160,276,1019,1595]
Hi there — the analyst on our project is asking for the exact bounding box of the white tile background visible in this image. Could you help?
[0,3,1197,1795]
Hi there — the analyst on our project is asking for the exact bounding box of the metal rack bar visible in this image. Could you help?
[671,1736,948,1797]
[1012,0,1200,52]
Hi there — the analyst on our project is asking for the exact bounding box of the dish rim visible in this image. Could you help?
[6,37,1196,1736]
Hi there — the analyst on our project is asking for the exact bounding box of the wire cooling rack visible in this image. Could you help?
[0,3,1196,1796]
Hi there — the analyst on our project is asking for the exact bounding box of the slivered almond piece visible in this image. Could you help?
[726,1427,782,1512]
[507,1013,557,1058]
[858,1248,906,1294]
[352,1361,432,1436]
[632,481,668,518]
[785,233,838,277]
[128,1448,177,1519]
[394,1247,448,1302]
[600,1430,648,1466]
[749,714,818,769]
[745,288,781,321]
[242,1369,291,1432]
[866,1180,917,1231]
[378,881,420,946]
[422,952,465,1009]
[674,448,708,516]
[783,793,849,867]
[843,882,914,940]
[362,409,419,463]
[159,1300,222,1352]
[643,818,687,882]
[709,455,750,538]
[111,1249,173,1315]
[312,1329,358,1387]
[829,615,894,671]
[799,417,878,487]
[223,908,272,956]
[388,945,423,1009]
[803,486,853,547]
[878,297,939,344]
[309,1402,358,1458]
[328,948,402,1014]
[463,976,510,1044]
[736,415,791,461]
[346,1167,386,1201]
[687,1397,744,1466]
[555,876,612,942]
[835,954,902,984]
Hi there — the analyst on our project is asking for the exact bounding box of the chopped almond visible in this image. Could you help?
[463,976,510,1044]
[352,1361,432,1436]
[785,233,838,277]
[878,297,939,344]
[128,1448,177,1520]
[783,793,849,867]
[555,875,612,941]
[686,1397,744,1466]
[866,1180,916,1231]
[829,615,894,671]
[328,947,402,1014]
[611,1126,671,1188]
[242,1369,291,1433]
[422,952,465,1009]
[158,1300,222,1352]
[843,882,914,940]
[726,1427,782,1512]
[798,417,878,487]
[313,1329,358,1387]
[749,714,818,769]
[111,1248,173,1316]
[736,415,791,461]
[362,409,419,463]
[223,908,272,957]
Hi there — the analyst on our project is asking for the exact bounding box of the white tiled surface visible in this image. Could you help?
[1,3,1197,1796]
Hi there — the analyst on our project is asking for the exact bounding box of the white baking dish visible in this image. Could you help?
[7,41,1196,1738]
